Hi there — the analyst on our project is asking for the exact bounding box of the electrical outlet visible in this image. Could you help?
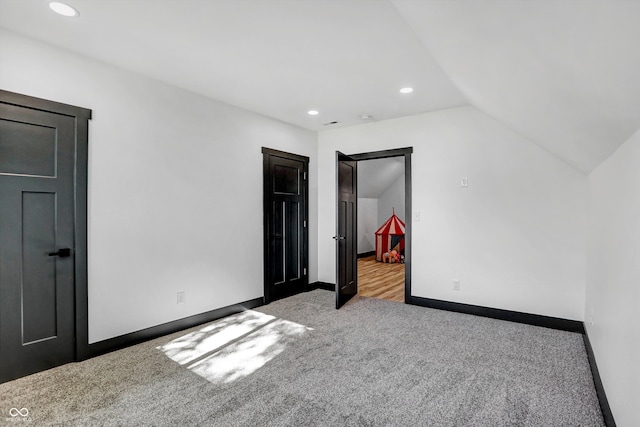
[461,177,468,187]
[177,291,185,304]
[452,280,460,291]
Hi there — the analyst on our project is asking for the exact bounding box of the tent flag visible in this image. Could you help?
[374,211,405,262]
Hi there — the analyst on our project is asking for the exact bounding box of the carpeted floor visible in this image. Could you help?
[0,290,604,426]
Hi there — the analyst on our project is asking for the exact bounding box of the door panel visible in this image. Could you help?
[0,119,57,177]
[274,164,300,194]
[0,103,77,382]
[287,201,301,281]
[272,200,286,285]
[22,191,58,343]
[263,149,309,303]
[335,152,357,308]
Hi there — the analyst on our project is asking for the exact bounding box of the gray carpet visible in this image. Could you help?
[0,290,604,426]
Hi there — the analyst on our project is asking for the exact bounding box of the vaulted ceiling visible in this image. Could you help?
[1,0,638,173]
[358,157,404,199]
[394,0,640,173]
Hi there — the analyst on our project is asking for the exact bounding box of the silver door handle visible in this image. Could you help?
[332,236,345,240]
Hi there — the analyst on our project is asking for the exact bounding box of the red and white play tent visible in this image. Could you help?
[375,210,405,261]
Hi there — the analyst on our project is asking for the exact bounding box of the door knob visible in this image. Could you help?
[48,248,72,258]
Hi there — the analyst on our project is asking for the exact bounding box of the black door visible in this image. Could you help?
[263,148,309,303]
[0,91,90,383]
[335,151,357,308]
[0,102,76,381]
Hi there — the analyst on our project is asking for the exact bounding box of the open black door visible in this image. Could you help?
[335,151,357,308]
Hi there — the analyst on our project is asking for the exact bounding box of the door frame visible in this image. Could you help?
[0,90,91,361]
[346,147,413,303]
[262,147,309,304]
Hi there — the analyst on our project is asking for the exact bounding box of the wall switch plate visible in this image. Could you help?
[414,211,421,222]
[461,177,468,187]
[452,280,460,291]
[177,291,185,304]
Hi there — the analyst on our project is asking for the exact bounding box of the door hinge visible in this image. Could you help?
[303,172,307,180]
[303,267,307,275]
[303,220,307,228]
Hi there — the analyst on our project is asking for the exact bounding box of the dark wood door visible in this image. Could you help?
[0,102,78,382]
[335,151,357,308]
[263,148,309,303]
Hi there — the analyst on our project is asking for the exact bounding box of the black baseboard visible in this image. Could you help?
[583,331,616,426]
[88,297,264,357]
[409,296,585,333]
[308,281,335,291]
[357,251,375,259]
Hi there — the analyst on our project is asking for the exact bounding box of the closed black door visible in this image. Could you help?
[335,151,357,308]
[263,148,309,303]
[0,100,78,382]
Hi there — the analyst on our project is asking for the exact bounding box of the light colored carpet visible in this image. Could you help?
[0,289,604,426]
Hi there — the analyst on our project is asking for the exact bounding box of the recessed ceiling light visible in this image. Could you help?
[307,110,319,116]
[399,87,414,94]
[49,2,79,17]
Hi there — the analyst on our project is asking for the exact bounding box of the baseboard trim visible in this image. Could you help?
[88,297,264,357]
[357,251,375,259]
[308,281,335,291]
[409,296,585,333]
[583,331,616,426]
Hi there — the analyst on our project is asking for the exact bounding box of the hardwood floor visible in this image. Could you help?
[357,255,405,302]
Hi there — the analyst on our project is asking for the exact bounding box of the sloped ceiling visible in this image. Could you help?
[1,0,638,173]
[358,157,404,199]
[393,0,640,173]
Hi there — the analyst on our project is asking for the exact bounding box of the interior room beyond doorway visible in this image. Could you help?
[356,157,405,302]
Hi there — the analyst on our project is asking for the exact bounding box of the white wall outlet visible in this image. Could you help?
[177,291,186,304]
[452,280,460,291]
[461,177,468,187]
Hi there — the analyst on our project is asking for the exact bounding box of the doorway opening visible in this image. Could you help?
[334,147,412,308]
[357,157,405,302]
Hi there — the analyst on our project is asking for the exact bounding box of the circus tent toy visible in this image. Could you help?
[375,209,405,263]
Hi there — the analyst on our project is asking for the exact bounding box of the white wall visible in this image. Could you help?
[378,174,405,224]
[357,198,378,254]
[319,107,587,320]
[0,30,318,343]
[586,130,640,427]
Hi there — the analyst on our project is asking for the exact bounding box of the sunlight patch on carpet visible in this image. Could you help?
[157,310,311,384]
